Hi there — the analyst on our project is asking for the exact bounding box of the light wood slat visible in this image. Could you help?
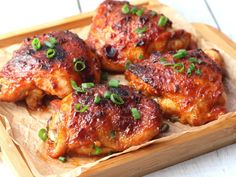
[206,0,236,42]
[0,121,33,177]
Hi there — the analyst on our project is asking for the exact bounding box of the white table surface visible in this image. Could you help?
[0,0,236,177]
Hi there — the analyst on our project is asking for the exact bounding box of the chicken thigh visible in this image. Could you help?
[0,31,101,109]
[87,0,196,72]
[125,49,226,126]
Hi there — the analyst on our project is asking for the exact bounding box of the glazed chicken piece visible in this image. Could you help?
[0,31,101,109]
[87,0,196,72]
[125,49,226,126]
[47,84,162,158]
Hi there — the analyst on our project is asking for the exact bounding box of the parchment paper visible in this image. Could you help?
[0,3,236,177]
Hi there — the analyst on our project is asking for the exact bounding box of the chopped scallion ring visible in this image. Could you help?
[94,95,101,104]
[195,68,201,75]
[108,79,120,88]
[58,156,67,163]
[136,9,144,16]
[31,38,41,51]
[173,49,187,59]
[46,49,56,58]
[121,3,129,14]
[131,108,141,120]
[49,37,57,45]
[173,63,185,73]
[38,128,48,141]
[104,91,112,99]
[44,40,55,48]
[138,54,144,60]
[79,105,89,113]
[186,63,195,75]
[157,15,168,27]
[81,82,95,89]
[135,26,147,34]
[74,59,86,72]
[94,146,102,155]
[110,93,124,105]
[70,80,86,93]
[130,7,138,14]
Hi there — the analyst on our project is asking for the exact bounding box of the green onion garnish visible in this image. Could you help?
[46,49,56,58]
[81,82,95,89]
[138,54,144,60]
[130,7,138,14]
[58,156,67,163]
[157,15,168,27]
[110,130,116,138]
[79,105,89,113]
[195,68,201,75]
[108,79,120,88]
[173,49,187,59]
[38,128,48,141]
[150,10,157,16]
[110,93,124,105]
[173,63,185,73]
[75,103,88,113]
[74,60,86,72]
[160,58,174,66]
[136,9,144,16]
[44,40,55,48]
[94,146,102,155]
[101,72,108,81]
[121,3,129,14]
[31,38,41,51]
[94,95,101,104]
[187,63,195,75]
[104,91,112,99]
[49,37,57,45]
[125,60,131,70]
[131,108,141,120]
[188,57,203,64]
[135,26,147,35]
[70,80,85,93]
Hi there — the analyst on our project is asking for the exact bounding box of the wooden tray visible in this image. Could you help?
[1,0,236,177]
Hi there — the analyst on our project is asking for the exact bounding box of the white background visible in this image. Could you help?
[0,0,236,177]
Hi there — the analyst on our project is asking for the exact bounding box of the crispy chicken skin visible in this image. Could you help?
[47,84,162,158]
[125,49,226,126]
[0,31,101,109]
[87,0,196,72]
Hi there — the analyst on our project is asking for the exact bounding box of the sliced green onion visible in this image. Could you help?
[81,82,94,89]
[138,54,144,60]
[94,95,101,104]
[44,40,55,48]
[38,128,48,141]
[108,79,120,88]
[101,72,108,81]
[150,10,157,16]
[173,49,187,59]
[160,58,174,66]
[121,3,129,14]
[74,60,86,72]
[187,63,195,75]
[104,91,112,99]
[136,9,144,16]
[131,108,141,120]
[70,80,85,93]
[94,146,102,155]
[110,130,116,138]
[188,57,198,63]
[46,49,56,58]
[135,26,147,35]
[110,93,124,105]
[130,7,138,14]
[157,15,168,27]
[75,103,88,113]
[125,60,131,70]
[79,105,89,113]
[31,38,41,51]
[58,156,67,163]
[195,68,201,75]
[74,103,81,112]
[49,37,57,45]
[173,63,185,73]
